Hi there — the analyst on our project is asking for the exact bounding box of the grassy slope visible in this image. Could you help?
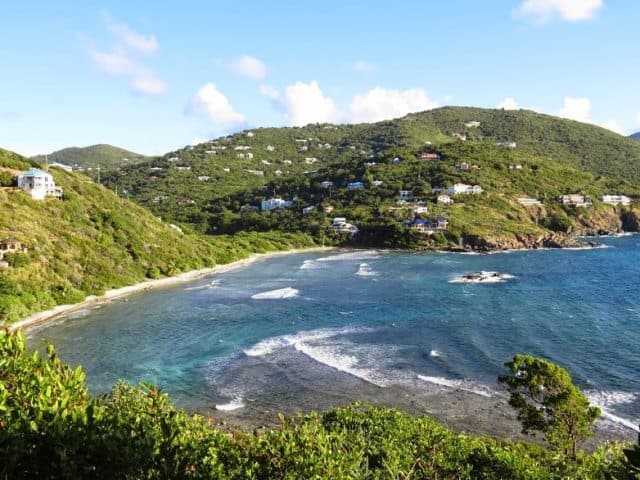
[0,149,316,323]
[31,144,153,170]
[102,108,640,245]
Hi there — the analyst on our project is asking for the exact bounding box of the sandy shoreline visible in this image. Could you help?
[8,246,335,333]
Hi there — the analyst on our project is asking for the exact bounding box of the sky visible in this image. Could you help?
[1,0,639,157]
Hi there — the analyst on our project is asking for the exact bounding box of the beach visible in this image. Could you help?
[8,246,335,333]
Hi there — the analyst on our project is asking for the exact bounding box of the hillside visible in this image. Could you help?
[103,107,640,250]
[631,132,640,141]
[0,149,315,323]
[31,144,153,171]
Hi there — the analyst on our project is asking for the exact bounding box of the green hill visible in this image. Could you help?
[0,149,315,323]
[103,107,640,250]
[31,144,153,171]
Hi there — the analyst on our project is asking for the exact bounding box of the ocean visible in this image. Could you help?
[28,235,640,438]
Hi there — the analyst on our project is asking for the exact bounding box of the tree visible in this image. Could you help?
[499,354,600,459]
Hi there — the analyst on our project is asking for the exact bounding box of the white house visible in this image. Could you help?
[601,194,631,206]
[560,194,592,207]
[437,194,454,204]
[329,217,358,235]
[305,157,318,164]
[320,181,335,189]
[246,169,264,176]
[17,168,63,200]
[517,197,542,206]
[372,180,384,186]
[197,176,210,181]
[302,205,316,215]
[266,145,275,152]
[246,131,255,137]
[496,141,517,148]
[465,121,481,128]
[261,198,292,211]
[455,162,470,170]
[446,183,483,195]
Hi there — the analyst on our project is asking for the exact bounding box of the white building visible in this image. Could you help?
[320,181,335,189]
[496,141,517,148]
[560,194,592,207]
[601,194,631,206]
[261,198,292,211]
[446,183,483,195]
[517,197,542,206]
[302,205,316,215]
[465,121,481,128]
[329,217,358,235]
[437,194,454,204]
[17,168,63,200]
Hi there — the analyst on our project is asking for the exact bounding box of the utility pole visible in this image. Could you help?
[97,166,101,184]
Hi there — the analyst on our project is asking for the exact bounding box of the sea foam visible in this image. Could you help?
[215,397,245,411]
[355,262,378,277]
[251,287,299,300]
[417,375,493,398]
[316,250,380,262]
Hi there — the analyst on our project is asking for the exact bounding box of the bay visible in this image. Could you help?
[28,235,640,437]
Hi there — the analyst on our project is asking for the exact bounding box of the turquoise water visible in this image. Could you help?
[29,236,640,432]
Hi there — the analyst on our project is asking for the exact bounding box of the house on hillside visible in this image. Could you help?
[323,204,335,213]
[266,145,275,151]
[465,121,481,128]
[347,181,364,190]
[446,183,483,195]
[329,217,358,235]
[418,152,441,161]
[408,217,448,235]
[518,197,542,206]
[302,205,316,215]
[399,190,413,199]
[320,181,335,189]
[455,162,470,170]
[246,169,264,176]
[261,198,292,211]
[0,238,28,260]
[452,133,467,141]
[560,194,592,207]
[601,194,631,205]
[437,194,454,204]
[509,164,523,170]
[497,141,517,148]
[17,168,62,200]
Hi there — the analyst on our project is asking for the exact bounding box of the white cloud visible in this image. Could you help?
[188,82,246,128]
[101,11,158,54]
[86,12,166,95]
[351,60,376,73]
[88,46,167,94]
[225,55,268,80]
[601,119,626,135]
[558,96,591,122]
[516,0,603,23]
[278,81,341,126]
[259,84,279,99]
[349,87,438,123]
[497,97,519,110]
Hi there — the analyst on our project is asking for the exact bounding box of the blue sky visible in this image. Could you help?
[1,0,639,156]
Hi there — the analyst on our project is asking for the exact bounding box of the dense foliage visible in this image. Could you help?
[31,144,152,171]
[101,107,640,249]
[499,354,601,459]
[1,330,636,479]
[0,150,317,324]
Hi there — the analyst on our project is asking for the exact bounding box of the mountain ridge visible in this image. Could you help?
[31,144,153,170]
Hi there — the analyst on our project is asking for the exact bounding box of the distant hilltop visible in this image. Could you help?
[631,132,640,141]
[31,144,153,171]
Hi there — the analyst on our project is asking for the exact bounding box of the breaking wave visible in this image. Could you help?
[251,287,299,299]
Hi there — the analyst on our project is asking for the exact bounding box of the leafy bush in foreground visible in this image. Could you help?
[0,330,634,479]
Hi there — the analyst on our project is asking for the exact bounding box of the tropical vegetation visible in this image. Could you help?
[1,329,637,479]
